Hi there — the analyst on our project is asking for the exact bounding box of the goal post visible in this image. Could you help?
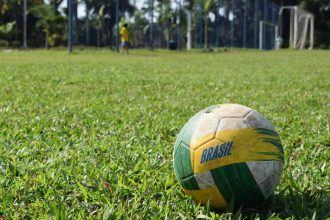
[259,21,278,50]
[277,6,314,49]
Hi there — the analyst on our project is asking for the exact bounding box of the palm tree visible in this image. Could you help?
[30,4,61,48]
[142,0,156,49]
[157,0,174,48]
[84,0,93,45]
[82,0,134,47]
[176,0,194,50]
[49,0,64,13]
[132,9,148,47]
[93,5,105,47]
[203,0,214,48]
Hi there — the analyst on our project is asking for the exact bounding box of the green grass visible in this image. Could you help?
[0,49,329,219]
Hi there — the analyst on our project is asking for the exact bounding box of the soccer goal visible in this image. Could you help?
[259,21,278,50]
[277,6,314,49]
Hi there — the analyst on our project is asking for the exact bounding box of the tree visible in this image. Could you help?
[157,0,174,48]
[301,0,330,48]
[203,0,214,48]
[84,0,93,45]
[30,4,64,48]
[0,0,21,45]
[79,0,134,47]
[131,9,149,47]
[142,0,156,49]
[91,5,105,47]
[49,0,64,12]
[176,0,194,50]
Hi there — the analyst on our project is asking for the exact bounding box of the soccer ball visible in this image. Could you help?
[173,104,284,209]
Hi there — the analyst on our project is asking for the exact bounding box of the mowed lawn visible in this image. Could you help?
[0,49,329,219]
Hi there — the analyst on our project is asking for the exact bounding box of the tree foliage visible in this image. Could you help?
[0,21,15,35]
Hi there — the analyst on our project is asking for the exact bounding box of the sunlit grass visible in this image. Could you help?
[0,49,329,219]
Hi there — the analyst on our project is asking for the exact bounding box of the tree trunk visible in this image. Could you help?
[204,14,208,48]
[73,0,78,44]
[106,22,111,47]
[97,29,100,47]
[23,0,27,48]
[185,9,192,50]
[167,27,170,49]
[85,10,89,46]
[45,30,49,49]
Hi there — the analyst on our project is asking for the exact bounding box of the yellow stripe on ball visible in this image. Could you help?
[184,186,228,209]
[191,128,283,174]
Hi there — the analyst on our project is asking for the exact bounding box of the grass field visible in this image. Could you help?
[0,49,329,219]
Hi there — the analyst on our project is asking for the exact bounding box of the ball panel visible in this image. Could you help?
[246,161,283,199]
[181,110,205,146]
[184,186,227,209]
[195,171,216,189]
[181,174,200,190]
[173,142,194,181]
[254,128,284,160]
[194,128,284,174]
[258,173,281,199]
[212,104,252,119]
[193,138,233,174]
[190,113,219,149]
[211,163,265,208]
[273,159,284,177]
[190,113,220,149]
[173,122,186,158]
[245,110,276,131]
[217,118,249,132]
[246,161,274,183]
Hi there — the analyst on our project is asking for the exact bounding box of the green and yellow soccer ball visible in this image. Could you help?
[173,104,284,209]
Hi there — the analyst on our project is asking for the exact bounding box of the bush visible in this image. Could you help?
[10,41,21,47]
[0,39,9,47]
[318,44,329,49]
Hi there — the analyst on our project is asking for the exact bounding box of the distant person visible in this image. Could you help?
[120,23,129,55]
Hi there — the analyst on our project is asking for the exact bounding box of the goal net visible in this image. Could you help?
[277,6,314,49]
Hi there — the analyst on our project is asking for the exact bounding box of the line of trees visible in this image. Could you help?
[0,0,135,48]
[0,0,329,49]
